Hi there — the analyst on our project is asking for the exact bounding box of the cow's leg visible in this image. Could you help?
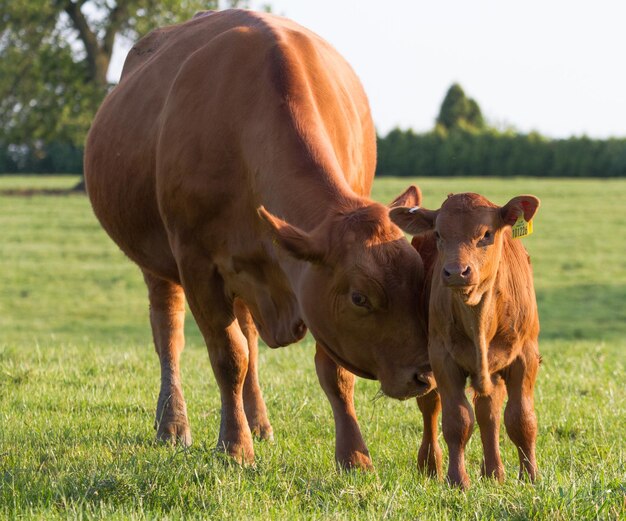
[179,262,254,464]
[143,271,191,446]
[434,354,474,489]
[314,344,373,470]
[416,389,442,478]
[233,298,273,441]
[474,377,506,482]
[504,351,539,481]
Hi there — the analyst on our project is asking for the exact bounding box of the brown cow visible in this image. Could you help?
[84,10,435,469]
[391,189,541,488]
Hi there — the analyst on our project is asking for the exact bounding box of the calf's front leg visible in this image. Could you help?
[474,377,506,482]
[434,353,474,489]
[314,344,373,470]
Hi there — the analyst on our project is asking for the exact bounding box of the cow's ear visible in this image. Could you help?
[389,185,422,208]
[389,206,438,236]
[257,206,325,263]
[500,195,540,226]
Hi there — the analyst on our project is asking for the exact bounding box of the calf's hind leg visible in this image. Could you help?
[504,351,539,481]
[233,298,274,441]
[416,390,442,478]
[143,271,191,446]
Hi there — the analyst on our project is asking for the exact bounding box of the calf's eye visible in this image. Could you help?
[351,292,369,308]
[483,231,491,240]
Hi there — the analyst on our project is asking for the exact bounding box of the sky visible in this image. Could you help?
[109,0,626,139]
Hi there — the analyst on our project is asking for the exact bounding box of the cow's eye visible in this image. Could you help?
[351,292,369,308]
[434,231,441,239]
[478,230,493,246]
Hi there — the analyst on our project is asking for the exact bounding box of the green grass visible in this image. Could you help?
[1,175,624,519]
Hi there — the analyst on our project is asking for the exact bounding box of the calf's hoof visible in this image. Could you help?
[418,443,443,478]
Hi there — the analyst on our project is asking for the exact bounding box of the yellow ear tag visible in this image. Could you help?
[511,215,533,239]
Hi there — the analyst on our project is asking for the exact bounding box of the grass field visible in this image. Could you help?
[1,175,624,519]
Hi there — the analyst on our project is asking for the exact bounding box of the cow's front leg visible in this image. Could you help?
[143,271,191,446]
[314,344,373,470]
[234,298,274,441]
[416,389,442,478]
[504,350,539,481]
[180,262,254,464]
[474,377,506,482]
[434,352,474,489]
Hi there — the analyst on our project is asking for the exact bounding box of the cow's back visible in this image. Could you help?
[84,10,376,281]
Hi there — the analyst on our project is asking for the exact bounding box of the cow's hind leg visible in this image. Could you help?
[233,298,273,441]
[179,261,254,464]
[474,377,506,482]
[314,344,373,470]
[416,389,442,478]
[143,271,191,446]
[504,351,539,481]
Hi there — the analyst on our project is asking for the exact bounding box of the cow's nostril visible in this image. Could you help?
[443,269,451,278]
[462,266,471,277]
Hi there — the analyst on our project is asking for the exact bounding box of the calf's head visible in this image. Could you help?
[258,187,433,400]
[390,191,539,306]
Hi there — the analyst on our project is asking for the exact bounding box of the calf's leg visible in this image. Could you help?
[504,352,539,481]
[314,344,373,470]
[233,298,273,441]
[416,390,442,478]
[434,355,474,489]
[474,377,506,482]
[143,271,191,446]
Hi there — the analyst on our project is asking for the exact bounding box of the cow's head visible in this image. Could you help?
[258,186,433,400]
[390,190,540,306]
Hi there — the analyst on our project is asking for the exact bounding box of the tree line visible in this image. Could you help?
[1,1,624,177]
[375,83,626,178]
[376,127,626,178]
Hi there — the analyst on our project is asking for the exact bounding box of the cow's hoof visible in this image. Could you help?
[156,421,192,447]
[447,472,471,490]
[216,440,255,465]
[480,460,505,483]
[418,442,443,478]
[337,450,374,471]
[250,421,274,442]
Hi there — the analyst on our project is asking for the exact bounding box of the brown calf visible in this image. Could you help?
[391,189,541,489]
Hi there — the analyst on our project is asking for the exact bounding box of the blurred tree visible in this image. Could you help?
[0,0,223,148]
[436,83,485,132]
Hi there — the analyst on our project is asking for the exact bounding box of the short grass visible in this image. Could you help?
[1,175,624,519]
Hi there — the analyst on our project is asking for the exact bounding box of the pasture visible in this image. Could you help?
[1,175,624,519]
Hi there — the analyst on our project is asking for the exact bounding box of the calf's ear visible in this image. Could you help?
[389,185,422,208]
[257,206,325,263]
[389,206,438,236]
[500,195,540,226]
